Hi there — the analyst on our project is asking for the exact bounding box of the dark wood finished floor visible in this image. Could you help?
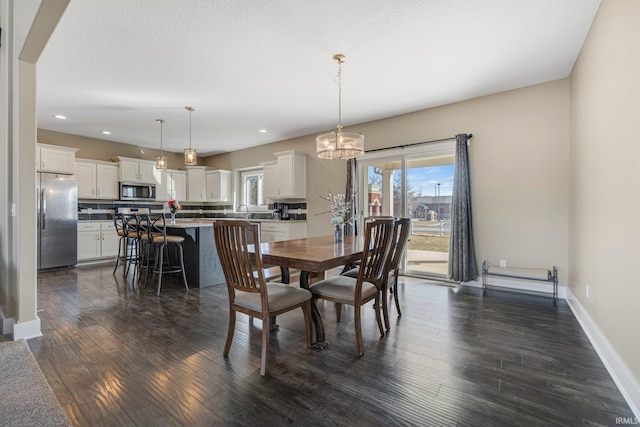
[29,264,633,426]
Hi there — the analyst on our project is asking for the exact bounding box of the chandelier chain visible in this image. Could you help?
[337,59,343,131]
[316,53,363,160]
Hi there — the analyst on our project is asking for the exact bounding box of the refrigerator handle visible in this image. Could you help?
[41,189,46,230]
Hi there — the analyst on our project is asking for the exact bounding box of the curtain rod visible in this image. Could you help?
[364,133,473,154]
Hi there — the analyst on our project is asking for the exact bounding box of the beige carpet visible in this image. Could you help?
[0,340,69,427]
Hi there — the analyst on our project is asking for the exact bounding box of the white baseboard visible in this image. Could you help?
[1,317,16,335]
[12,317,43,341]
[565,288,640,418]
[0,306,16,335]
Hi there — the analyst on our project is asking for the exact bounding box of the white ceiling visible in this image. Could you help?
[36,0,601,157]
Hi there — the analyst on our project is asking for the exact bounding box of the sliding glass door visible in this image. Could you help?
[359,142,455,278]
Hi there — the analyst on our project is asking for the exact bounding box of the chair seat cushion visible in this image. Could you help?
[309,275,378,302]
[342,267,359,278]
[151,235,185,243]
[235,282,311,312]
[343,267,396,288]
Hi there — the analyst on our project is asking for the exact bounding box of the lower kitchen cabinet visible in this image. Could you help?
[260,222,306,243]
[77,221,119,261]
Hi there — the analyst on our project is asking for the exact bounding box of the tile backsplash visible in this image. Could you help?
[78,201,307,221]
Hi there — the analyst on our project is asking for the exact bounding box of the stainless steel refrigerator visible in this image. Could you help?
[37,172,78,270]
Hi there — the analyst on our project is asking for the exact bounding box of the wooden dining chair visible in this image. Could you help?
[213,220,313,376]
[342,217,411,330]
[309,217,396,356]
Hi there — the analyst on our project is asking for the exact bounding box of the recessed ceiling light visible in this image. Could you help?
[53,114,67,120]
[101,131,111,135]
[259,129,267,133]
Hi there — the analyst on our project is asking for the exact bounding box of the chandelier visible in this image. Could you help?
[183,106,197,165]
[155,119,167,170]
[316,54,364,160]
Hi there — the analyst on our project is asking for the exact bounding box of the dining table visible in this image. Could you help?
[249,234,364,348]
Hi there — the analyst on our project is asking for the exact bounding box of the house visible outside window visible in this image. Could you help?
[241,169,265,208]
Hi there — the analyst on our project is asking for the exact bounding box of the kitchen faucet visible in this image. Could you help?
[237,204,250,219]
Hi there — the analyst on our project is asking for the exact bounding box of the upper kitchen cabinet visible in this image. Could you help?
[155,169,187,202]
[75,159,119,199]
[262,161,278,200]
[113,156,156,183]
[205,170,231,202]
[37,143,77,174]
[262,150,306,200]
[185,166,208,202]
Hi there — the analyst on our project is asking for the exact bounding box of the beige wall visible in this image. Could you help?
[38,128,188,170]
[36,73,572,291]
[205,79,571,286]
[570,0,640,388]
[0,0,69,339]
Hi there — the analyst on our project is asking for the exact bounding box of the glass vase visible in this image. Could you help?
[334,223,344,243]
[170,213,176,225]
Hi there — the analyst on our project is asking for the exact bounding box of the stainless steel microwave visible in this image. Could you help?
[119,182,156,201]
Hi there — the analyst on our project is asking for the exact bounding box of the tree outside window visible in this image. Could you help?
[242,170,265,207]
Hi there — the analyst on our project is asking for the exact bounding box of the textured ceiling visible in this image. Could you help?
[36,0,601,156]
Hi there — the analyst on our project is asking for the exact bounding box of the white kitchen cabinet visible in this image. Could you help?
[260,222,306,243]
[154,168,169,201]
[113,156,156,183]
[77,221,119,261]
[75,161,97,199]
[185,166,208,202]
[262,150,306,199]
[37,143,77,174]
[205,170,231,202]
[156,169,187,202]
[171,170,187,202]
[261,161,278,200]
[75,159,119,199]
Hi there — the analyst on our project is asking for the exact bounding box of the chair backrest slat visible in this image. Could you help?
[388,218,411,271]
[358,218,396,287]
[214,220,263,294]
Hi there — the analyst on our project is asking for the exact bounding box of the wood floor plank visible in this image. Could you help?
[29,264,634,426]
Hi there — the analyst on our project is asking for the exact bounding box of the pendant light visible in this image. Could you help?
[183,106,197,165]
[155,119,167,170]
[316,54,364,160]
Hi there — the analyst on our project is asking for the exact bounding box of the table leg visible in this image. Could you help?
[279,266,290,284]
[299,271,328,349]
[269,266,292,332]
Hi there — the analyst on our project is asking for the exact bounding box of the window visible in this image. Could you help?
[241,169,266,208]
[359,140,456,278]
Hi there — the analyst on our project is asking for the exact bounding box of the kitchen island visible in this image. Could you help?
[163,218,307,287]
[165,221,225,288]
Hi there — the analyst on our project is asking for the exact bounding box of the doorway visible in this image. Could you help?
[358,141,455,278]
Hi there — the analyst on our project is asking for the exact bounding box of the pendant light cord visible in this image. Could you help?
[157,119,165,156]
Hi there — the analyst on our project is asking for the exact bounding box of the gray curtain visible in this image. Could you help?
[345,159,358,236]
[448,134,477,282]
